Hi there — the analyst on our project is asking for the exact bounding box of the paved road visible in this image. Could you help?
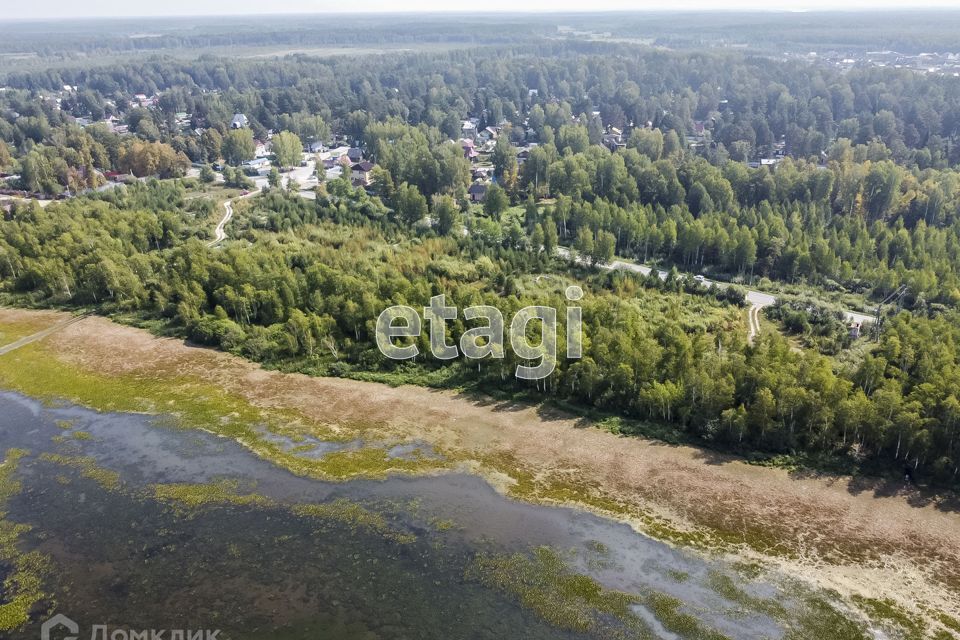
[0,314,88,356]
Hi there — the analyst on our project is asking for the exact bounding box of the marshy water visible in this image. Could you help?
[0,390,852,639]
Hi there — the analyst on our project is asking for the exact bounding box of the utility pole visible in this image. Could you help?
[874,285,908,342]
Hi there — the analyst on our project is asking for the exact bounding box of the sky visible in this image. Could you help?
[2,1,960,20]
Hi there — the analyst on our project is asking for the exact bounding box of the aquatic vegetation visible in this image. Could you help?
[642,592,731,640]
[0,341,451,483]
[292,499,416,544]
[666,569,690,583]
[152,479,270,511]
[0,449,52,631]
[465,545,747,640]
[852,595,927,640]
[784,592,870,640]
[39,453,121,491]
[706,570,787,620]
[937,611,960,634]
[151,479,416,544]
[480,451,787,558]
[428,517,457,532]
[465,546,650,638]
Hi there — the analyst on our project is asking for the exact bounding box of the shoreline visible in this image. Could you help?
[0,307,958,632]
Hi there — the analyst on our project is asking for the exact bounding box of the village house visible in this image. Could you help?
[477,126,499,143]
[849,321,863,339]
[460,139,479,162]
[461,118,480,140]
[602,127,625,152]
[471,167,494,181]
[468,182,489,203]
[254,141,271,158]
[324,145,351,162]
[175,112,192,131]
[231,113,249,129]
[351,161,376,186]
[242,158,271,174]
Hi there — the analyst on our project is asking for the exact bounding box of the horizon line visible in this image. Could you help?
[2,7,960,23]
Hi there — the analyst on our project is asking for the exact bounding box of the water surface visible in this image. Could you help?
[0,391,823,639]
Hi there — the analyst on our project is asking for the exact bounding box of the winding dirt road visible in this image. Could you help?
[207,199,235,247]
[207,190,263,247]
[747,303,763,343]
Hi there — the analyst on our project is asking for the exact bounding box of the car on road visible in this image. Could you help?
[694,275,706,282]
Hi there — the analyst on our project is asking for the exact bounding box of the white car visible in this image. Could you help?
[694,275,706,282]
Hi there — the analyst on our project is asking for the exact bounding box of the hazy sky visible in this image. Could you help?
[3,1,959,20]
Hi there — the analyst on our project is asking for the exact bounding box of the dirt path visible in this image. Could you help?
[207,199,234,246]
[747,303,764,343]
[3,308,959,623]
[207,190,260,247]
[0,313,87,356]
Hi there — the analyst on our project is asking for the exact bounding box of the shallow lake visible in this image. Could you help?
[0,390,840,639]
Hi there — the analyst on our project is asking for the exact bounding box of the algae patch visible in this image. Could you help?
[465,546,649,638]
[464,545,742,640]
[39,453,121,491]
[0,449,53,632]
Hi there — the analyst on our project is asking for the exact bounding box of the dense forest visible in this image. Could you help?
[1,177,959,486]
[5,45,960,304]
[3,37,960,485]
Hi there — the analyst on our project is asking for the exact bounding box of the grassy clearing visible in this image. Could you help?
[0,315,57,347]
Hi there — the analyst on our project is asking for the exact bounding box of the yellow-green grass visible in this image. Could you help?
[0,340,449,482]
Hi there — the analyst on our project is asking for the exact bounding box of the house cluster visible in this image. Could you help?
[460,119,500,147]
[459,119,506,202]
[131,93,158,109]
[313,144,373,186]
[174,112,192,132]
[801,49,960,78]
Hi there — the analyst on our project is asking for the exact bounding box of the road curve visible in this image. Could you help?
[207,190,262,248]
[207,200,234,247]
[556,247,870,333]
